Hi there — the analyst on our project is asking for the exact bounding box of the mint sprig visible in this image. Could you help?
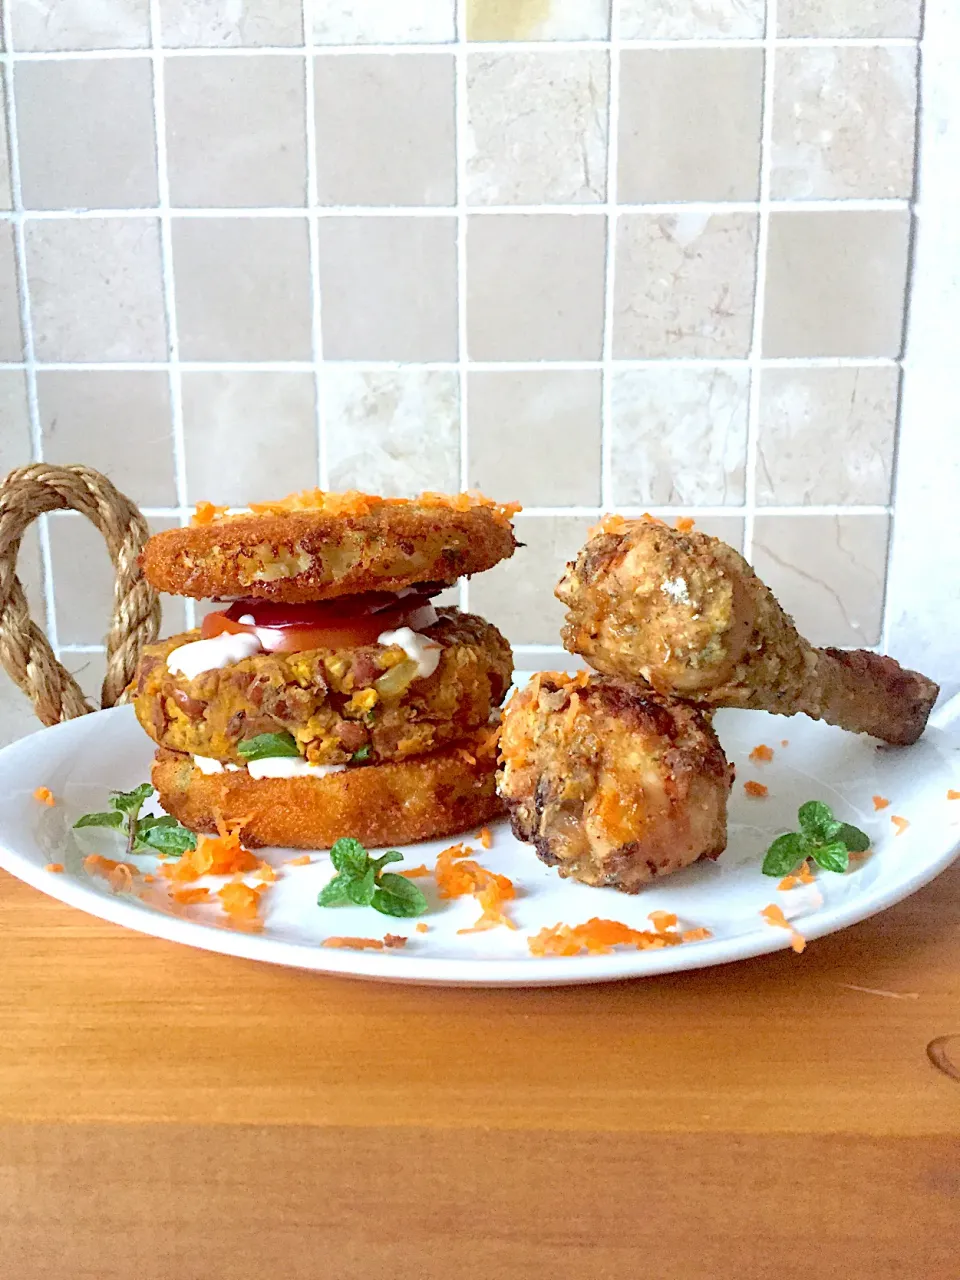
[237,731,301,761]
[318,838,428,918]
[762,801,870,877]
[73,783,197,857]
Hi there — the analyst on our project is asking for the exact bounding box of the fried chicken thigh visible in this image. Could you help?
[557,519,939,747]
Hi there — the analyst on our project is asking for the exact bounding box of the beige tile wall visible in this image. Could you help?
[0,0,923,736]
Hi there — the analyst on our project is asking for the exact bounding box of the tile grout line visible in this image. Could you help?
[148,0,193,629]
[0,356,904,372]
[455,0,469,615]
[302,20,327,488]
[1,5,60,655]
[599,5,621,513]
[743,0,778,565]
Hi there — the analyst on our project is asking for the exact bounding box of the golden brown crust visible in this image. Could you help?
[557,518,939,746]
[142,498,518,602]
[133,609,512,766]
[152,732,505,850]
[498,672,732,893]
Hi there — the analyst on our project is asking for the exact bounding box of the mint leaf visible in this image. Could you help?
[762,832,808,877]
[811,841,849,874]
[109,783,154,815]
[237,732,300,762]
[351,745,372,762]
[798,801,840,843]
[330,837,369,877]
[318,873,356,907]
[836,822,870,853]
[372,873,428,918]
[134,815,196,857]
[346,866,376,907]
[371,850,404,874]
[74,810,125,832]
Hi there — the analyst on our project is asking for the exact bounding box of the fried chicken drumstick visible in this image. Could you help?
[557,518,939,747]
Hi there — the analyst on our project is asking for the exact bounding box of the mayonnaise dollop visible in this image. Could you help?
[193,756,242,775]
[376,626,442,679]
[245,758,347,781]
[167,632,262,680]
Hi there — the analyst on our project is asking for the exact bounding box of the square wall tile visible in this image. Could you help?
[317,217,457,361]
[619,49,762,202]
[763,211,910,358]
[165,56,307,207]
[757,367,898,506]
[682,515,745,552]
[314,54,455,206]
[9,0,150,49]
[183,372,316,505]
[310,0,456,43]
[772,47,917,199]
[0,70,12,209]
[611,367,749,506]
[0,223,22,360]
[160,0,303,45]
[778,0,921,37]
[26,218,166,361]
[324,368,459,496]
[0,369,31,477]
[37,372,176,508]
[62,648,109,709]
[751,515,889,647]
[620,0,765,38]
[468,0,610,39]
[15,60,158,210]
[468,515,595,646]
[468,214,606,360]
[613,213,757,358]
[173,217,312,361]
[0,672,44,748]
[49,515,186,647]
[467,370,601,506]
[466,51,608,205]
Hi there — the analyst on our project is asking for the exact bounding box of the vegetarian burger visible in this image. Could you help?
[134,490,519,848]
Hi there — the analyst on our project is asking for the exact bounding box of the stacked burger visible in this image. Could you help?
[132,490,519,849]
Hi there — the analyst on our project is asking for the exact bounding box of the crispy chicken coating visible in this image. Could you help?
[133,609,512,767]
[557,519,939,747]
[499,673,733,893]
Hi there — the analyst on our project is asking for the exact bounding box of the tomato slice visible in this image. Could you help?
[200,597,415,653]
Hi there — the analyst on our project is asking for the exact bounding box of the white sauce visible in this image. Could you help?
[193,756,241,775]
[661,577,691,605]
[167,632,262,680]
[246,758,347,781]
[376,626,442,679]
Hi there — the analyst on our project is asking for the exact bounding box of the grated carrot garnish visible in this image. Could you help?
[214,489,522,525]
[749,744,774,763]
[216,881,263,922]
[399,863,429,878]
[286,855,312,866]
[477,827,493,850]
[948,790,960,801]
[415,922,429,933]
[456,748,477,765]
[44,862,64,874]
[84,854,138,893]
[761,903,806,953]
[143,873,156,883]
[171,886,210,905]
[435,842,516,931]
[190,501,229,526]
[588,512,628,537]
[891,815,910,836]
[779,859,814,891]
[33,786,55,806]
[641,512,668,527]
[528,916,707,957]
[254,860,277,884]
[161,824,257,883]
[675,516,696,533]
[781,739,789,747]
[322,936,384,951]
[872,795,891,810]
[383,934,407,949]
[744,780,768,798]
[648,910,678,934]
[681,927,712,943]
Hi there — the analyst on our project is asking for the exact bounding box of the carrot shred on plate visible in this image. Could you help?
[528,916,704,957]
[84,854,138,893]
[171,886,210,905]
[254,860,277,884]
[761,903,806,953]
[948,790,960,801]
[744,780,768,798]
[675,516,695,533]
[216,881,263,922]
[648,910,678,934]
[415,922,429,934]
[779,859,815,891]
[399,864,429,878]
[286,855,312,866]
[322,936,384,951]
[780,739,789,747]
[477,827,493,849]
[749,744,774,763]
[681,927,712,943]
[873,795,891,810]
[891,815,910,836]
[44,862,64,874]
[33,786,55,806]
[383,934,407,949]
[435,842,516,932]
[162,824,257,883]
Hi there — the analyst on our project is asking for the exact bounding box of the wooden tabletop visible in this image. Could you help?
[1,862,958,1279]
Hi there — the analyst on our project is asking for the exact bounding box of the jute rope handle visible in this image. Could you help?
[0,464,161,726]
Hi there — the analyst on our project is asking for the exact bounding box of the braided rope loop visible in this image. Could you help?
[0,464,161,725]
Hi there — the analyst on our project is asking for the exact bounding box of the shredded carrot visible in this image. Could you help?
[477,827,493,850]
[190,500,229,526]
[383,934,407,949]
[675,516,695,533]
[161,823,257,883]
[588,512,628,537]
[216,881,263,922]
[84,854,138,893]
[872,795,891,810]
[415,922,429,934]
[143,873,156,883]
[171,886,210,905]
[254,860,277,884]
[681,927,712,943]
[780,739,789,747]
[891,815,910,836]
[528,916,704,957]
[947,790,960,801]
[399,863,429,878]
[286,854,312,866]
[749,744,774,763]
[205,489,521,526]
[779,859,815,891]
[641,512,668,527]
[761,904,806,953]
[744,780,768,798]
[44,862,64,874]
[322,936,384,951]
[456,748,477,765]
[648,910,678,934]
[435,842,516,932]
[33,786,55,806]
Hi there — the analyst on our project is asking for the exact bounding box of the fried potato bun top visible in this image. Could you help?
[142,490,521,602]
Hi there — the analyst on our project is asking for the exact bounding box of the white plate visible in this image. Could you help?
[0,686,958,986]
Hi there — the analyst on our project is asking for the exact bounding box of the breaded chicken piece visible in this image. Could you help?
[557,518,939,747]
[499,673,733,893]
[134,608,512,767]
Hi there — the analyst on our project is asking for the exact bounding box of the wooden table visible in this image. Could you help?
[1,863,958,1280]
